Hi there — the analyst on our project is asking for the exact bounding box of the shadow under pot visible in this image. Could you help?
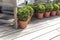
[44,12,50,18]
[51,11,57,16]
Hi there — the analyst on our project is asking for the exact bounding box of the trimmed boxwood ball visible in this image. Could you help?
[25,5,34,16]
[17,7,30,21]
[45,4,53,12]
[52,4,59,11]
[36,4,45,13]
[17,4,34,21]
[57,3,60,10]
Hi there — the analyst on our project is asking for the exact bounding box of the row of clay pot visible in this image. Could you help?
[36,10,60,19]
[18,10,60,29]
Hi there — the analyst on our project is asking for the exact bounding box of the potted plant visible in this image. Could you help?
[36,4,45,19]
[17,5,34,29]
[57,3,60,15]
[51,4,59,16]
[17,7,30,29]
[44,4,53,17]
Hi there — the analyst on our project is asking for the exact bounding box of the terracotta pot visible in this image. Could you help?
[36,13,44,19]
[57,10,60,15]
[18,20,28,29]
[45,12,50,18]
[18,17,32,29]
[51,11,57,16]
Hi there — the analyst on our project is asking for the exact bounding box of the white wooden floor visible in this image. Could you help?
[0,14,60,40]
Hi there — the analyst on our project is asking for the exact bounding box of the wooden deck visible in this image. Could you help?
[0,14,60,40]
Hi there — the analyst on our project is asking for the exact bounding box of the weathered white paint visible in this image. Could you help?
[0,0,15,7]
[0,0,35,7]
[27,0,35,4]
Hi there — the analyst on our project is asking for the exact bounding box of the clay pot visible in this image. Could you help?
[36,13,44,19]
[51,11,57,16]
[18,17,32,29]
[57,10,60,15]
[44,12,50,18]
[18,21,28,29]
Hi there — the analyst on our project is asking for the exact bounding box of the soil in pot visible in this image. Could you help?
[57,10,60,15]
[44,12,50,18]
[36,13,44,19]
[51,11,57,16]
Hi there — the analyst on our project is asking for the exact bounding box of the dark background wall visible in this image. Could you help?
[0,0,2,13]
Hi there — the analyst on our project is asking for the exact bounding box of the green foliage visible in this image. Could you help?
[52,3,59,11]
[17,3,60,21]
[36,4,45,13]
[17,4,34,21]
[17,7,30,21]
[25,5,34,16]
[45,4,53,12]
[57,3,60,10]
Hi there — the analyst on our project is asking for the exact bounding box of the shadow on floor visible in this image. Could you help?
[30,15,60,24]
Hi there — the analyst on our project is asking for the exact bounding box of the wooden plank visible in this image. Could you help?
[0,19,14,23]
[32,30,60,40]
[1,16,60,40]
[27,16,60,28]
[51,35,60,40]
[13,0,18,29]
[0,0,2,2]
[0,0,14,7]
[13,23,60,40]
